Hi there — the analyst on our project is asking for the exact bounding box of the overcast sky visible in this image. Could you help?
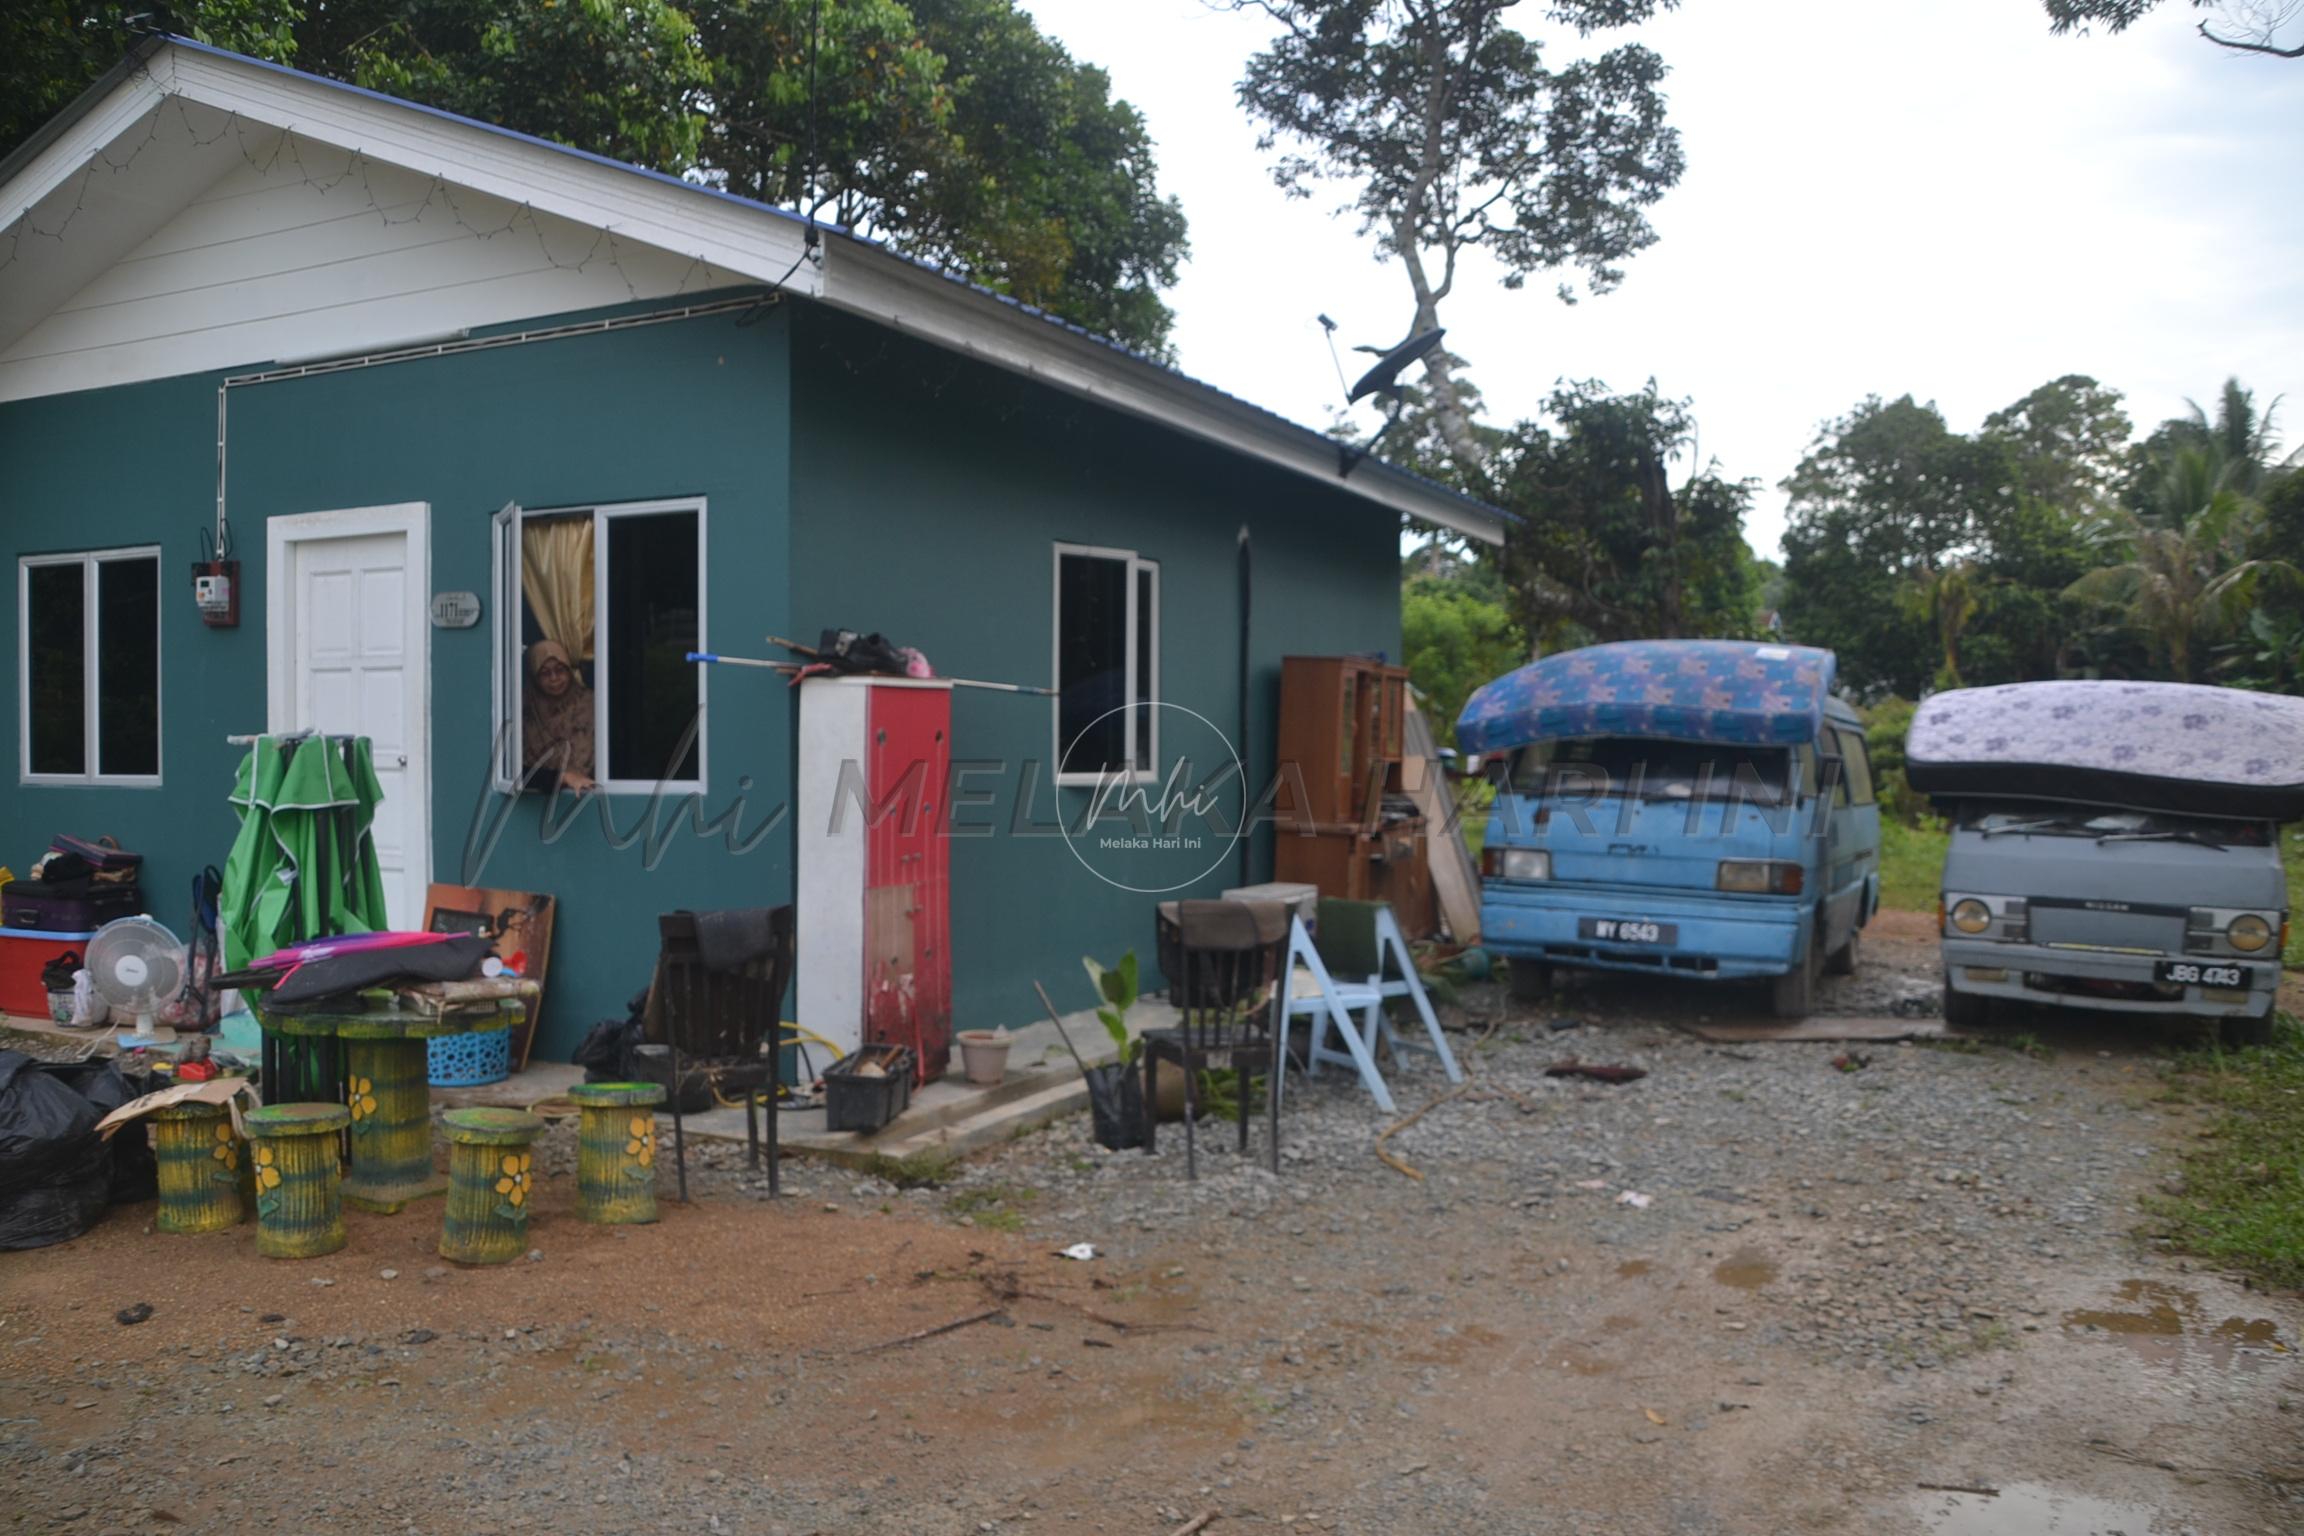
[1020,0,2304,557]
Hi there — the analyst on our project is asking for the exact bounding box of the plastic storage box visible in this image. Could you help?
[0,928,98,1017]
[823,1043,916,1134]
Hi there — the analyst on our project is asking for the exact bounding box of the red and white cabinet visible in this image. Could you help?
[796,677,953,1081]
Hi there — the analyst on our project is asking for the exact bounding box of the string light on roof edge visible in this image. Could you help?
[0,77,720,300]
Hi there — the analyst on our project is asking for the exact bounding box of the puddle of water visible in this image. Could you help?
[1711,1247,1777,1290]
[1911,1481,2171,1535]
[1615,1259,1653,1279]
[2059,1279,2286,1371]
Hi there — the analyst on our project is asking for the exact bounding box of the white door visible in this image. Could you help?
[273,517,429,928]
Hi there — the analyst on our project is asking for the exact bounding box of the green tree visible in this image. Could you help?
[336,0,712,171]
[2045,1,2303,59]
[2,1,300,159]
[1494,380,1761,650]
[1778,395,2010,697]
[2066,444,2293,681]
[1981,373,2131,519]
[1231,0,1685,485]
[1401,553,1526,747]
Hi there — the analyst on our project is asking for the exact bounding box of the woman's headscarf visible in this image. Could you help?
[523,639,594,780]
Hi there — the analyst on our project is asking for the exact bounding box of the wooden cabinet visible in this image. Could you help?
[1272,655,1434,937]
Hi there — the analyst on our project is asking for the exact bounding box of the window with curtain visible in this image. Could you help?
[493,500,704,793]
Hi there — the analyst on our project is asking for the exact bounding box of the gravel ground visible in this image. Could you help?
[5,920,2302,1534]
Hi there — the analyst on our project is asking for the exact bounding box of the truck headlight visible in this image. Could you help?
[2227,913,2275,953]
[1717,860,1802,895]
[1948,898,1992,935]
[1481,847,1550,881]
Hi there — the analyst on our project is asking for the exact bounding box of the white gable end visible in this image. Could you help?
[0,126,731,401]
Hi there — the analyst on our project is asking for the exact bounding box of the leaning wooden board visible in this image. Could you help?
[1402,695,1481,945]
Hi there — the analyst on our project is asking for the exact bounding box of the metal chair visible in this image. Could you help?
[647,906,795,1196]
[1142,899,1289,1178]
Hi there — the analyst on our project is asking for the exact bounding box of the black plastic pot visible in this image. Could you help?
[1084,1061,1145,1151]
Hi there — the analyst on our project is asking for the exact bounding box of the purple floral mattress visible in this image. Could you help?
[1455,640,1836,755]
[1905,679,2304,821]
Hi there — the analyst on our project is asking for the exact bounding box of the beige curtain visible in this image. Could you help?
[521,516,595,661]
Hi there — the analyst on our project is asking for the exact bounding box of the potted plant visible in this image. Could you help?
[955,1027,1013,1086]
[1080,952,1147,1150]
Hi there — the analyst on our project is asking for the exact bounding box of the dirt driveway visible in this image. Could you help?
[4,918,2300,1534]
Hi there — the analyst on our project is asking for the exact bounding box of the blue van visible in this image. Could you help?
[1457,640,1880,1018]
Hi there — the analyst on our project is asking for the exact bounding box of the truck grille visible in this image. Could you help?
[2028,905,2184,954]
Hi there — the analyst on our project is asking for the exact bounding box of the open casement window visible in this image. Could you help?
[1052,543,1159,785]
[492,498,706,795]
[19,549,161,785]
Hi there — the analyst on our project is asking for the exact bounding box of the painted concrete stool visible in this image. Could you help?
[440,1108,544,1265]
[568,1083,664,1225]
[151,1101,246,1234]
[245,1103,351,1259]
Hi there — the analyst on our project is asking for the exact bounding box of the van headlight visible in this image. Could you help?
[1717,860,1802,895]
[1481,847,1550,881]
[2227,913,2275,953]
[1948,898,1992,936]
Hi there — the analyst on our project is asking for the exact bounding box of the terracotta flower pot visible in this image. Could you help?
[957,1029,1012,1086]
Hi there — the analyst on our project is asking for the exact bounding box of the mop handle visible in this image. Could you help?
[686,652,1054,696]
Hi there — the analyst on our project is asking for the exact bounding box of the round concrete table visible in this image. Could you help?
[256,1000,519,1214]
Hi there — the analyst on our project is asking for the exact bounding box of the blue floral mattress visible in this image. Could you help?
[1455,641,1837,755]
[1905,679,2304,821]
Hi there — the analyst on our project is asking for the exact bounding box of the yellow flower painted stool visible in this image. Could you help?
[244,1103,351,1259]
[151,1100,247,1234]
[439,1108,544,1265]
[568,1083,666,1225]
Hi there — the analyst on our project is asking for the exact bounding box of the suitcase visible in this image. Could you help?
[3,883,141,932]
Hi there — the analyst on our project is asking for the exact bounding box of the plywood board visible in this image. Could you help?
[1403,695,1481,944]
[422,885,555,1069]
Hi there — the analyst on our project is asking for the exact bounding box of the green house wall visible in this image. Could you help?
[0,300,795,1057]
[0,292,1403,1057]
[788,306,1400,1031]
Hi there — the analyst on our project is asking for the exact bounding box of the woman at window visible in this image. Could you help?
[523,640,596,792]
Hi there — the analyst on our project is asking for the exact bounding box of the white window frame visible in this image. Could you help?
[492,496,708,796]
[1050,541,1160,787]
[18,546,164,787]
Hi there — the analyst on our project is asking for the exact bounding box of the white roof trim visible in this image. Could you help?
[0,40,1502,543]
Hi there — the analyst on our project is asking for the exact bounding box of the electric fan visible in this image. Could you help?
[84,916,189,1046]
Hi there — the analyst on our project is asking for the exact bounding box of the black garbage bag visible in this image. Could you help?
[572,1014,641,1081]
[1084,1062,1145,1151]
[0,1050,111,1250]
[46,1059,158,1205]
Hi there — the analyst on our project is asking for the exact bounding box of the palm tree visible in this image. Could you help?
[2066,443,2293,681]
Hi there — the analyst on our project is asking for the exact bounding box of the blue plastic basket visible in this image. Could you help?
[427,1029,512,1087]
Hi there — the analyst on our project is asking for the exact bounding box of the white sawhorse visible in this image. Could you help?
[1278,911,1463,1116]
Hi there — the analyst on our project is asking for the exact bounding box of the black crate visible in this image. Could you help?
[823,1044,916,1134]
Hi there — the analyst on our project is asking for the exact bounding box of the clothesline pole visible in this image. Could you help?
[685,651,1056,697]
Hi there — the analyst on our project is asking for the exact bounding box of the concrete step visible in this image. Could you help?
[797,1073,1094,1170]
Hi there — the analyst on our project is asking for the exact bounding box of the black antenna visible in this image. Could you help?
[804,0,822,255]
[1338,327,1445,477]
[1317,314,1350,399]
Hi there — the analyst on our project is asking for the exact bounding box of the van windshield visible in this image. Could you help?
[1959,805,2271,849]
[1511,737,1796,806]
